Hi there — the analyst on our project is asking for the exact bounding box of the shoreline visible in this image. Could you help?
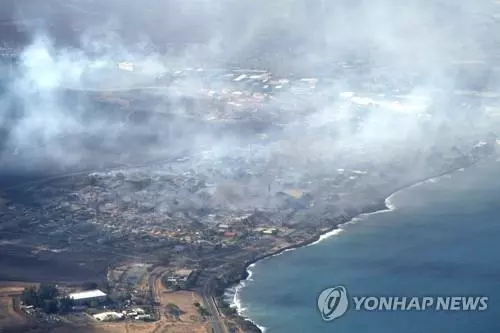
[223,160,484,333]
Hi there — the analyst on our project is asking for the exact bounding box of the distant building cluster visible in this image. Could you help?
[118,62,135,72]
[0,45,20,60]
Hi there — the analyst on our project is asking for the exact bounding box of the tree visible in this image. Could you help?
[197,306,210,317]
[22,284,60,312]
[159,253,172,266]
[21,286,39,307]
[82,282,98,290]
[59,297,75,313]
[38,284,58,300]
[166,303,184,317]
[43,299,59,314]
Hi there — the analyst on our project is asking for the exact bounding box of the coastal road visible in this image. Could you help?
[202,276,228,333]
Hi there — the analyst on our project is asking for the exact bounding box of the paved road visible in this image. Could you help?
[149,267,166,321]
[202,276,228,333]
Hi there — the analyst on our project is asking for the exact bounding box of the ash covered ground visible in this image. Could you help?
[0,0,500,292]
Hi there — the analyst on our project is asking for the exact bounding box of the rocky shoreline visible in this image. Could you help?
[217,155,490,333]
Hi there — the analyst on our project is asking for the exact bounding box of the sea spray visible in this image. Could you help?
[225,263,268,332]
[225,160,489,333]
[308,228,344,246]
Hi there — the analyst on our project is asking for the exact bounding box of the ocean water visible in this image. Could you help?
[228,158,500,333]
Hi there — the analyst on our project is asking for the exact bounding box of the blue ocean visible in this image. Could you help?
[228,157,500,333]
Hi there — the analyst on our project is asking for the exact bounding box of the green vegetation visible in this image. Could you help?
[166,303,184,317]
[217,298,237,316]
[82,282,98,290]
[193,301,212,316]
[193,302,210,316]
[197,306,210,317]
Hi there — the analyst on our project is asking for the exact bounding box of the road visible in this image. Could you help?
[148,268,225,333]
[149,267,166,321]
[202,276,228,333]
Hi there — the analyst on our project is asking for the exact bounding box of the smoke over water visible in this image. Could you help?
[0,0,499,187]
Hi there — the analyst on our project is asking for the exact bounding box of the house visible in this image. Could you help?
[135,314,153,320]
[166,277,179,283]
[93,311,123,321]
[223,231,238,238]
[173,269,194,283]
[133,308,146,315]
[165,269,194,285]
[174,245,187,253]
[262,228,277,235]
[217,223,230,231]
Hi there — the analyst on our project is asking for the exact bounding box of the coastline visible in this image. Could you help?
[222,160,485,333]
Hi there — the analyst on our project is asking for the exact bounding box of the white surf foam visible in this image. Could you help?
[385,195,396,211]
[225,263,268,332]
[308,228,344,246]
[365,173,452,217]
[225,170,460,332]
[246,263,255,282]
[359,194,397,218]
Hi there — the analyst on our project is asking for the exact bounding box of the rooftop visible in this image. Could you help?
[69,289,107,300]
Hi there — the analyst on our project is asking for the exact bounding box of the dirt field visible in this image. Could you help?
[158,290,203,322]
[87,319,208,333]
[87,322,158,333]
[0,294,24,329]
[0,282,35,329]
[150,271,209,333]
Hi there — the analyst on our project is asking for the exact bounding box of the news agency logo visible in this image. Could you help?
[317,286,349,321]
[317,286,488,322]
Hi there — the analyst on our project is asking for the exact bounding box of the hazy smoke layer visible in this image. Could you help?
[0,0,499,177]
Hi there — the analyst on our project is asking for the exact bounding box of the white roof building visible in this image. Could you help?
[93,311,123,321]
[69,289,107,301]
